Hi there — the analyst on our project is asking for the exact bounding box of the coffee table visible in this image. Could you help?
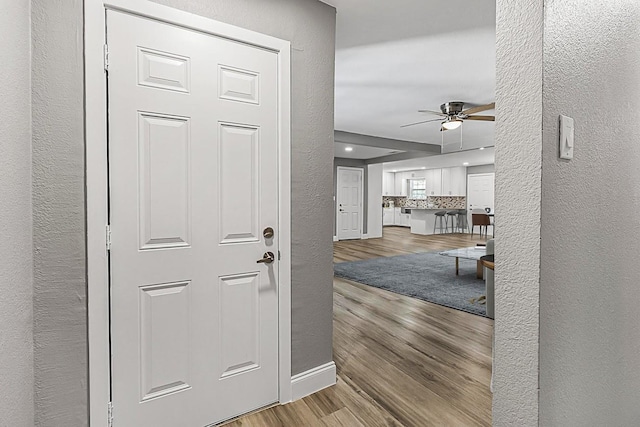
[438,246,487,279]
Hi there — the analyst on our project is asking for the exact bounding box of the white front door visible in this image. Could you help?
[467,173,495,213]
[337,167,363,240]
[107,9,279,426]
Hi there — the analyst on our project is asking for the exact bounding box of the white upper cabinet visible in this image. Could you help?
[393,172,410,196]
[387,167,467,197]
[394,173,402,195]
[383,172,395,196]
[425,168,442,196]
[401,172,410,196]
[406,170,426,179]
[441,166,466,196]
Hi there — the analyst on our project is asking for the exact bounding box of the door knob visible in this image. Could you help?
[263,227,274,239]
[256,252,275,264]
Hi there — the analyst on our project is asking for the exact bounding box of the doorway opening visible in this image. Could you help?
[330,0,497,425]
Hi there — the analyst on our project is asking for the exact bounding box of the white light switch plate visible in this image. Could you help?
[559,115,574,159]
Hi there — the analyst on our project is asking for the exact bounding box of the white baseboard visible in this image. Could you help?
[362,234,369,240]
[291,362,336,401]
[333,236,338,242]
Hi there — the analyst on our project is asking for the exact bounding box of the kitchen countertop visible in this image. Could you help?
[404,207,448,210]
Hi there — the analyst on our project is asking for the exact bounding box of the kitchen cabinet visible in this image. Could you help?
[441,167,467,196]
[393,173,402,196]
[383,207,394,225]
[394,172,410,196]
[406,170,426,179]
[425,168,442,196]
[393,208,410,227]
[383,172,395,196]
[401,173,409,196]
[400,213,411,226]
[387,167,467,198]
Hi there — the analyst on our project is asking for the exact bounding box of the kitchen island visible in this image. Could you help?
[408,208,447,235]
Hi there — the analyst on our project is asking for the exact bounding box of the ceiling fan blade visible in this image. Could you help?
[464,115,495,121]
[417,109,447,116]
[400,118,444,128]
[461,102,495,116]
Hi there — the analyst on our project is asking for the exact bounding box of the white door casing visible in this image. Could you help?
[336,167,363,240]
[107,9,279,425]
[467,173,495,213]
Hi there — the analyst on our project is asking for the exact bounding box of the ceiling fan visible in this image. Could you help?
[401,101,495,131]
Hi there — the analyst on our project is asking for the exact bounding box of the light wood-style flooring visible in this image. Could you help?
[226,227,493,426]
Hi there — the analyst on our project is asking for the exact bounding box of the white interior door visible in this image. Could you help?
[467,173,495,213]
[337,167,363,240]
[107,10,280,426]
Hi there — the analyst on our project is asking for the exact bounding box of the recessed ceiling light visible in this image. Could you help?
[479,147,485,150]
[345,146,353,152]
[463,162,470,166]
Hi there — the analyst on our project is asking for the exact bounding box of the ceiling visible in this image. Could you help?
[382,147,495,173]
[334,142,404,160]
[328,0,497,152]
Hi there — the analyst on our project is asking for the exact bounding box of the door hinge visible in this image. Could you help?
[106,225,112,251]
[278,250,281,261]
[107,402,114,427]
[103,44,109,72]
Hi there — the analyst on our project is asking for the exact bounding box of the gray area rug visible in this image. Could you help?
[334,252,487,317]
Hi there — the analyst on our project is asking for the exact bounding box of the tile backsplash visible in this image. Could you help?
[382,196,466,209]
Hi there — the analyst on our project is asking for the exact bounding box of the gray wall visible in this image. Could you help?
[149,0,337,379]
[540,1,640,424]
[0,1,34,426]
[334,158,368,236]
[493,0,543,425]
[32,0,88,425]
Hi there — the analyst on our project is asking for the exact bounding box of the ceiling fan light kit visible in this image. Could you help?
[441,118,462,131]
[402,101,495,132]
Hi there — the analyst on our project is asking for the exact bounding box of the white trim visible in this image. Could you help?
[333,235,339,242]
[85,1,292,425]
[362,234,369,240]
[291,362,337,402]
[85,1,110,425]
[276,27,293,405]
[335,166,364,241]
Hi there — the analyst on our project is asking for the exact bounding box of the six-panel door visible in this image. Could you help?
[107,10,279,426]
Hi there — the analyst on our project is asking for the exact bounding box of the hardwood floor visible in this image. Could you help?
[226,227,493,427]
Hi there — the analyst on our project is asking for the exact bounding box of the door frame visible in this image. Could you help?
[85,1,292,425]
[335,166,364,241]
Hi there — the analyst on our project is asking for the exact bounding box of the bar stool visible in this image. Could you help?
[433,211,447,234]
[446,211,458,233]
[456,209,469,233]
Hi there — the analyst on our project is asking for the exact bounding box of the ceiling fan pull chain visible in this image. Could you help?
[460,123,464,150]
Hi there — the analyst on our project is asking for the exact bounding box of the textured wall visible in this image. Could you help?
[0,1,34,426]
[493,0,543,425]
[540,1,640,424]
[32,0,88,425]
[149,0,337,376]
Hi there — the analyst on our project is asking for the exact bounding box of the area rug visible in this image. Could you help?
[334,252,487,317]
